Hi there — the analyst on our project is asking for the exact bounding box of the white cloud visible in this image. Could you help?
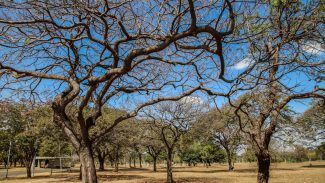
[232,57,253,70]
[301,42,325,55]
[180,96,204,105]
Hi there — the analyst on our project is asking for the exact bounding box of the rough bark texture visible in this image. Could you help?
[79,147,98,183]
[257,153,270,183]
[166,150,174,183]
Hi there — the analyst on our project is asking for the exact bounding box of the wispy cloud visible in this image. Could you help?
[232,57,253,70]
[301,42,325,55]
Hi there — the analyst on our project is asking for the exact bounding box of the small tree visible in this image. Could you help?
[205,107,241,171]
[145,97,203,183]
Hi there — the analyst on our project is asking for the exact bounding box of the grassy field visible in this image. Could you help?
[1,161,324,183]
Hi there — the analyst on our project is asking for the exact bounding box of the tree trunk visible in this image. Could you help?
[166,150,174,183]
[129,157,132,168]
[114,160,119,172]
[79,165,82,180]
[79,147,98,183]
[133,158,136,168]
[26,165,32,178]
[96,149,105,171]
[98,157,105,171]
[257,154,270,183]
[139,154,142,168]
[153,156,157,172]
[113,148,119,172]
[226,149,234,171]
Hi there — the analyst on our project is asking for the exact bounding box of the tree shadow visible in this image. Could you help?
[137,177,222,183]
[301,165,325,168]
[0,175,55,181]
[173,168,257,174]
[64,174,147,182]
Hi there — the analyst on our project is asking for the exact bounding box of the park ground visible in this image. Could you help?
[1,161,324,183]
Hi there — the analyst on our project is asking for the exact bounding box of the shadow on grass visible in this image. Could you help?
[0,175,57,181]
[174,167,298,174]
[64,174,147,182]
[302,165,325,168]
[137,177,222,183]
[173,168,258,174]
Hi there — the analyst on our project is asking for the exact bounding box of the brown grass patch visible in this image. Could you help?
[0,161,324,183]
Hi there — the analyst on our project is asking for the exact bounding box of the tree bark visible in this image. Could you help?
[79,165,82,180]
[97,149,106,171]
[153,156,157,172]
[139,154,142,168]
[257,153,270,183]
[24,159,33,178]
[129,157,132,168]
[113,148,119,172]
[114,160,119,172]
[79,147,98,183]
[98,157,105,171]
[226,149,234,171]
[166,150,174,183]
[26,165,31,178]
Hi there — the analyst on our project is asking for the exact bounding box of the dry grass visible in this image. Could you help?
[1,161,324,183]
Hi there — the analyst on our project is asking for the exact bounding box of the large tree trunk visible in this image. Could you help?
[79,147,98,183]
[257,153,270,183]
[153,156,157,172]
[166,150,174,183]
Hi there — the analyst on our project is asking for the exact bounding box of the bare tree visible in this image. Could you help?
[226,1,325,182]
[0,1,236,182]
[142,123,165,172]
[145,97,203,183]
[211,109,241,171]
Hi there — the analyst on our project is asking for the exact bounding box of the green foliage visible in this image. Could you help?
[179,142,225,165]
[15,132,39,158]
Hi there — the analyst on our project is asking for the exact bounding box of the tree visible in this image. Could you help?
[315,143,325,160]
[203,106,241,171]
[211,1,324,182]
[0,1,236,182]
[141,122,165,172]
[145,97,203,183]
[15,133,39,178]
[179,141,225,167]
[296,100,325,142]
[0,100,25,168]
[0,101,49,178]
